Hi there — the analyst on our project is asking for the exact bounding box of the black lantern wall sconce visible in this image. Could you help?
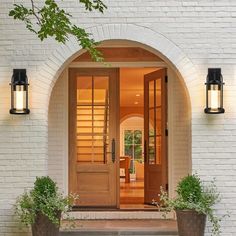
[204,68,225,114]
[10,69,30,115]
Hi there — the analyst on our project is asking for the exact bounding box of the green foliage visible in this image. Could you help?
[15,176,78,227]
[80,0,107,12]
[160,174,226,236]
[9,0,107,61]
[176,174,202,204]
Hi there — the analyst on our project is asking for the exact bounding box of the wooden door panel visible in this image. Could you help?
[69,68,119,208]
[144,166,162,203]
[144,69,167,204]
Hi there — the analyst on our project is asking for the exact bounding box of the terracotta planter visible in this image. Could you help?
[176,210,206,236]
[32,212,61,236]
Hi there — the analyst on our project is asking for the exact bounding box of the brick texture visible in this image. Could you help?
[0,0,236,235]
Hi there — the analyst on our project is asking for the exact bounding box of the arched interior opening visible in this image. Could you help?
[48,40,191,209]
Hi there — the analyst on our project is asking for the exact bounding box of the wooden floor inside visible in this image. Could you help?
[120,179,156,210]
[120,179,144,204]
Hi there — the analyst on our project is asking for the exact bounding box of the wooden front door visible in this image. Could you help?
[144,69,168,204]
[69,68,119,207]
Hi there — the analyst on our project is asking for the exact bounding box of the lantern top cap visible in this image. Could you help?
[12,69,28,85]
[206,68,223,84]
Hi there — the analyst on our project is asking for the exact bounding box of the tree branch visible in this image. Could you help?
[9,0,106,61]
[30,0,42,25]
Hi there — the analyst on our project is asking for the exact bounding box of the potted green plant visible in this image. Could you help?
[160,174,223,236]
[15,176,78,236]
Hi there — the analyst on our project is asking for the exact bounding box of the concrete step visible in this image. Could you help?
[66,211,174,220]
[60,219,178,236]
[60,232,178,236]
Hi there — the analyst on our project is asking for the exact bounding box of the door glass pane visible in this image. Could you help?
[94,76,109,105]
[148,80,155,164]
[149,108,155,136]
[156,107,162,135]
[148,136,155,164]
[77,76,92,105]
[156,79,162,107]
[76,76,109,163]
[149,80,154,108]
[155,136,161,164]
[147,78,163,165]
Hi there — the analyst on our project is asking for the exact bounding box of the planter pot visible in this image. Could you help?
[32,212,61,236]
[176,210,206,236]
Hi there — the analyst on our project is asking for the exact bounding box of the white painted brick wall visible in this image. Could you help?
[169,69,191,196]
[0,0,236,235]
[48,70,68,192]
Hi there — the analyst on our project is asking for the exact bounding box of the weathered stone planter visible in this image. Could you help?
[32,212,61,236]
[176,210,206,236]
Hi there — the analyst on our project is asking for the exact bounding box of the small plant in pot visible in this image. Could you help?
[160,174,223,236]
[15,176,78,236]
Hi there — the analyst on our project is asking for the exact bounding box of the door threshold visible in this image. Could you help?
[72,204,159,212]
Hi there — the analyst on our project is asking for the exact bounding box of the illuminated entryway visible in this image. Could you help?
[48,40,191,210]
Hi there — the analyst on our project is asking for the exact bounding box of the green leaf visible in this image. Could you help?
[9,0,105,61]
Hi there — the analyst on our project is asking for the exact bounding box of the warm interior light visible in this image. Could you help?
[136,94,140,97]
[14,86,25,110]
[208,85,220,110]
[134,101,139,105]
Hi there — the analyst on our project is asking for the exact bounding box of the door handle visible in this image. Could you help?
[112,138,116,163]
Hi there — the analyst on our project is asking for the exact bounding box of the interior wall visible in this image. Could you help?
[48,70,68,192]
[120,107,143,122]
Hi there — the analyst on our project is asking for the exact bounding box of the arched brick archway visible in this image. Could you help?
[39,24,198,110]
[47,23,194,196]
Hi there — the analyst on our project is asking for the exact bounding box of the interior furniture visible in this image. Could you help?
[120,156,131,183]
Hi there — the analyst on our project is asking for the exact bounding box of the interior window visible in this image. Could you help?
[124,129,143,173]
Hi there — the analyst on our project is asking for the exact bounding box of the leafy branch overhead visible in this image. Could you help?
[9,0,107,61]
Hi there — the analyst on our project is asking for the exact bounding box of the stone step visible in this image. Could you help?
[60,232,178,236]
[66,211,174,220]
[60,219,178,236]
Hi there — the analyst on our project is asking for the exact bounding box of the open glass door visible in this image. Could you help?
[144,68,167,204]
[69,68,119,207]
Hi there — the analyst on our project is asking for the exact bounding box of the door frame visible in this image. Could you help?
[68,68,120,208]
[65,63,178,206]
[144,68,168,204]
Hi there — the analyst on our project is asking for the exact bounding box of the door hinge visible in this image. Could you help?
[165,129,168,136]
[165,75,168,83]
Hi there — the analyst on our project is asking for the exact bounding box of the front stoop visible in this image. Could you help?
[60,219,178,236]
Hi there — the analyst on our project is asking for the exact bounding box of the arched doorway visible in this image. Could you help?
[48,40,191,210]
